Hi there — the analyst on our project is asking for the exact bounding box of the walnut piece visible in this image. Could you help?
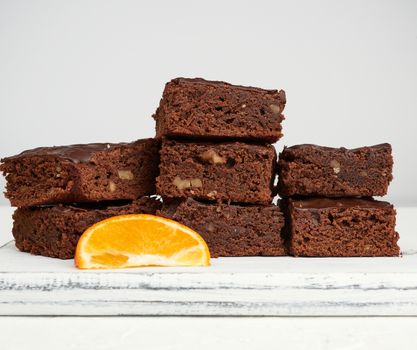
[207,222,215,232]
[118,170,134,180]
[269,104,281,114]
[108,180,117,192]
[173,177,189,190]
[359,170,367,177]
[200,149,226,165]
[55,166,62,178]
[330,159,340,174]
[207,190,218,199]
[330,160,341,174]
[190,178,202,187]
[173,176,202,190]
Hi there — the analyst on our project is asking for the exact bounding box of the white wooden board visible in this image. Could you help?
[0,206,416,316]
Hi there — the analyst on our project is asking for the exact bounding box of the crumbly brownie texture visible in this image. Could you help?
[0,139,160,207]
[12,197,161,259]
[159,199,286,257]
[282,198,400,257]
[157,139,277,204]
[153,78,286,142]
[277,143,393,197]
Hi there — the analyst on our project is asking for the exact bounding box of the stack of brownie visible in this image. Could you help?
[153,78,288,257]
[0,77,401,260]
[277,144,400,256]
[0,140,161,258]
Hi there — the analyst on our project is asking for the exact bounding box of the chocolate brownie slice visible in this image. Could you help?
[153,78,286,142]
[0,139,159,207]
[157,139,277,204]
[277,144,393,197]
[282,198,400,257]
[159,198,286,257]
[12,197,161,259]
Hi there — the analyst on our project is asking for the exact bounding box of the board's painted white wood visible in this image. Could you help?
[0,207,416,316]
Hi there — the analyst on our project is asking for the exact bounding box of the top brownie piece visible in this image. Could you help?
[277,143,393,197]
[0,139,159,207]
[153,77,286,142]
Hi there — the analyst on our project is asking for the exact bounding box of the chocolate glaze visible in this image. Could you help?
[283,143,391,153]
[291,197,392,210]
[19,143,122,163]
[36,200,134,212]
[3,139,152,164]
[34,197,160,214]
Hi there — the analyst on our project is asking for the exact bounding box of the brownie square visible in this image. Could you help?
[153,78,286,142]
[12,197,161,259]
[0,139,160,207]
[159,198,286,257]
[282,198,400,257]
[157,139,277,204]
[277,143,393,197]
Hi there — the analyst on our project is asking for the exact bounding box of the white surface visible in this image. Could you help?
[1,0,417,206]
[1,206,416,316]
[2,316,417,350]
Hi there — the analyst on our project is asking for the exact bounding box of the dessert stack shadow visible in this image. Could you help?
[277,144,400,256]
[153,78,288,257]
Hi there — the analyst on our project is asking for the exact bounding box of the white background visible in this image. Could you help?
[1,0,417,205]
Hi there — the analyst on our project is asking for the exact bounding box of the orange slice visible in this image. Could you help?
[75,214,210,269]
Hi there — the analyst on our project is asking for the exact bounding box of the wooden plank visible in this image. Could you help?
[0,207,416,316]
